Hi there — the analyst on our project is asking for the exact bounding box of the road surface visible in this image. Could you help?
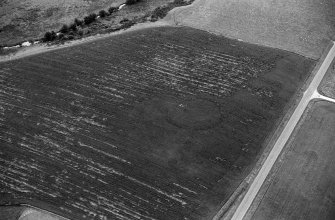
[230,42,335,220]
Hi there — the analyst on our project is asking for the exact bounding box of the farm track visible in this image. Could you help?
[0,26,315,219]
[231,42,335,220]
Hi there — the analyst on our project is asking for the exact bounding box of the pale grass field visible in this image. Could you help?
[169,0,335,59]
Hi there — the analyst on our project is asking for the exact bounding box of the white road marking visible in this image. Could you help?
[230,42,335,220]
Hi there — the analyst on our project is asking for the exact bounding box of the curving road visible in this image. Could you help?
[230,42,335,220]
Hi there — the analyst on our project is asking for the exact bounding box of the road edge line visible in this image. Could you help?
[230,41,335,220]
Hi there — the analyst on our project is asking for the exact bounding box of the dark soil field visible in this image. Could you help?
[319,57,335,98]
[0,205,25,220]
[0,26,314,219]
[250,100,335,220]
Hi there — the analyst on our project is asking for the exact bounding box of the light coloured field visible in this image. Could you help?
[0,206,65,220]
[19,208,64,220]
[249,100,335,220]
[169,0,335,59]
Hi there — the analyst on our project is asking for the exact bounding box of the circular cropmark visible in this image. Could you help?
[165,98,221,129]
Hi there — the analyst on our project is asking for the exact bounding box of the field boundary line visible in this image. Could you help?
[0,21,171,63]
[230,41,335,220]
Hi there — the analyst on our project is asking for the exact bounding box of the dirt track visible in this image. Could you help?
[0,21,170,63]
[230,42,335,220]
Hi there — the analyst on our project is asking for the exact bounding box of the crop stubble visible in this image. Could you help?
[0,26,314,219]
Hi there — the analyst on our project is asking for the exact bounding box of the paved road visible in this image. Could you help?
[311,90,335,104]
[230,42,335,220]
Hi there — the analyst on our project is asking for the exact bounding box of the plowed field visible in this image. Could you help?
[0,26,315,219]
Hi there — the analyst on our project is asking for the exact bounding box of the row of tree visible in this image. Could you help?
[42,0,143,42]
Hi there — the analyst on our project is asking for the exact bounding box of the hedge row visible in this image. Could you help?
[42,4,122,42]
[41,0,195,43]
